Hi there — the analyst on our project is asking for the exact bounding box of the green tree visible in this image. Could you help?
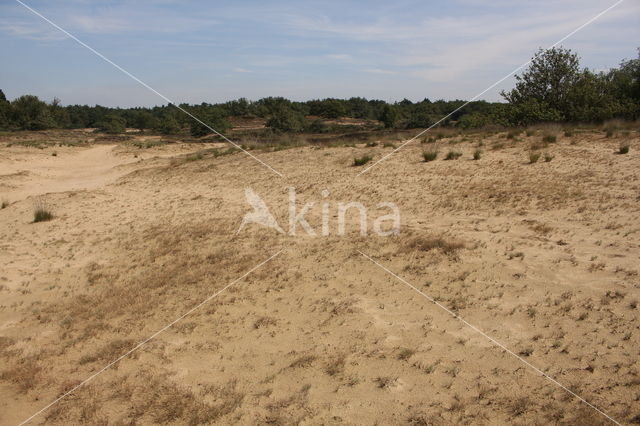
[158,114,181,134]
[379,104,399,128]
[11,95,56,130]
[266,106,307,132]
[97,113,126,134]
[502,47,581,121]
[134,111,159,131]
[189,107,230,138]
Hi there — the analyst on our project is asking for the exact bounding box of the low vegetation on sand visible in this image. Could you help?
[422,150,438,162]
[445,151,462,160]
[529,152,541,164]
[353,155,373,166]
[618,144,630,154]
[33,201,53,223]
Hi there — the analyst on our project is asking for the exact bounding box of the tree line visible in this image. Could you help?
[0,48,638,135]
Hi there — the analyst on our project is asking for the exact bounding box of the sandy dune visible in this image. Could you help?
[0,130,638,425]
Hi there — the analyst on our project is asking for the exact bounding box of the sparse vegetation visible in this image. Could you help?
[422,150,438,162]
[33,200,53,222]
[353,155,373,166]
[403,235,465,257]
[397,348,415,361]
[618,143,629,154]
[473,149,482,160]
[529,152,541,164]
[542,134,557,143]
[444,150,462,160]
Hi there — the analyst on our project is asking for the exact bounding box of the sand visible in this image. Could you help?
[0,130,638,425]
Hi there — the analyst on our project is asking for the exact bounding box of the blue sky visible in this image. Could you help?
[0,0,638,107]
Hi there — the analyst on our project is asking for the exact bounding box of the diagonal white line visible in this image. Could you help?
[357,0,626,176]
[358,250,621,425]
[14,0,284,178]
[17,249,284,426]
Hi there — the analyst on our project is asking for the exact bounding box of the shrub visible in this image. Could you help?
[506,131,518,139]
[353,155,372,166]
[529,152,541,164]
[383,142,396,148]
[473,149,482,160]
[605,128,615,138]
[618,144,629,154]
[444,151,462,160]
[33,201,53,223]
[422,151,438,162]
[542,134,557,143]
[544,152,554,162]
[564,130,573,137]
[526,129,535,136]
[423,137,436,144]
[365,142,378,147]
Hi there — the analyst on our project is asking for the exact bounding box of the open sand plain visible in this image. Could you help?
[0,129,639,425]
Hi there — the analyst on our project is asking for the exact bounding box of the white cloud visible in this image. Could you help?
[363,68,397,75]
[326,53,351,60]
[0,19,67,41]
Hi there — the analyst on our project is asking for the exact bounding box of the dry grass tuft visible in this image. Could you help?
[422,150,438,162]
[1,358,41,393]
[403,235,465,257]
[353,155,373,166]
[33,199,54,222]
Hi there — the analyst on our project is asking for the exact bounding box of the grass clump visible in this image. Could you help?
[542,134,557,143]
[353,155,372,166]
[397,348,416,361]
[365,141,378,147]
[473,149,482,160]
[525,129,535,137]
[383,142,396,148]
[444,151,462,160]
[33,200,53,223]
[506,131,518,140]
[403,235,465,257]
[618,144,629,154]
[422,150,438,162]
[544,152,554,162]
[185,152,204,162]
[529,152,541,164]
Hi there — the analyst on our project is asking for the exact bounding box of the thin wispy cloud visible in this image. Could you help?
[0,19,66,41]
[363,68,397,75]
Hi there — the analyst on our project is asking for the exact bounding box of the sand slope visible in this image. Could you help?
[0,131,638,425]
